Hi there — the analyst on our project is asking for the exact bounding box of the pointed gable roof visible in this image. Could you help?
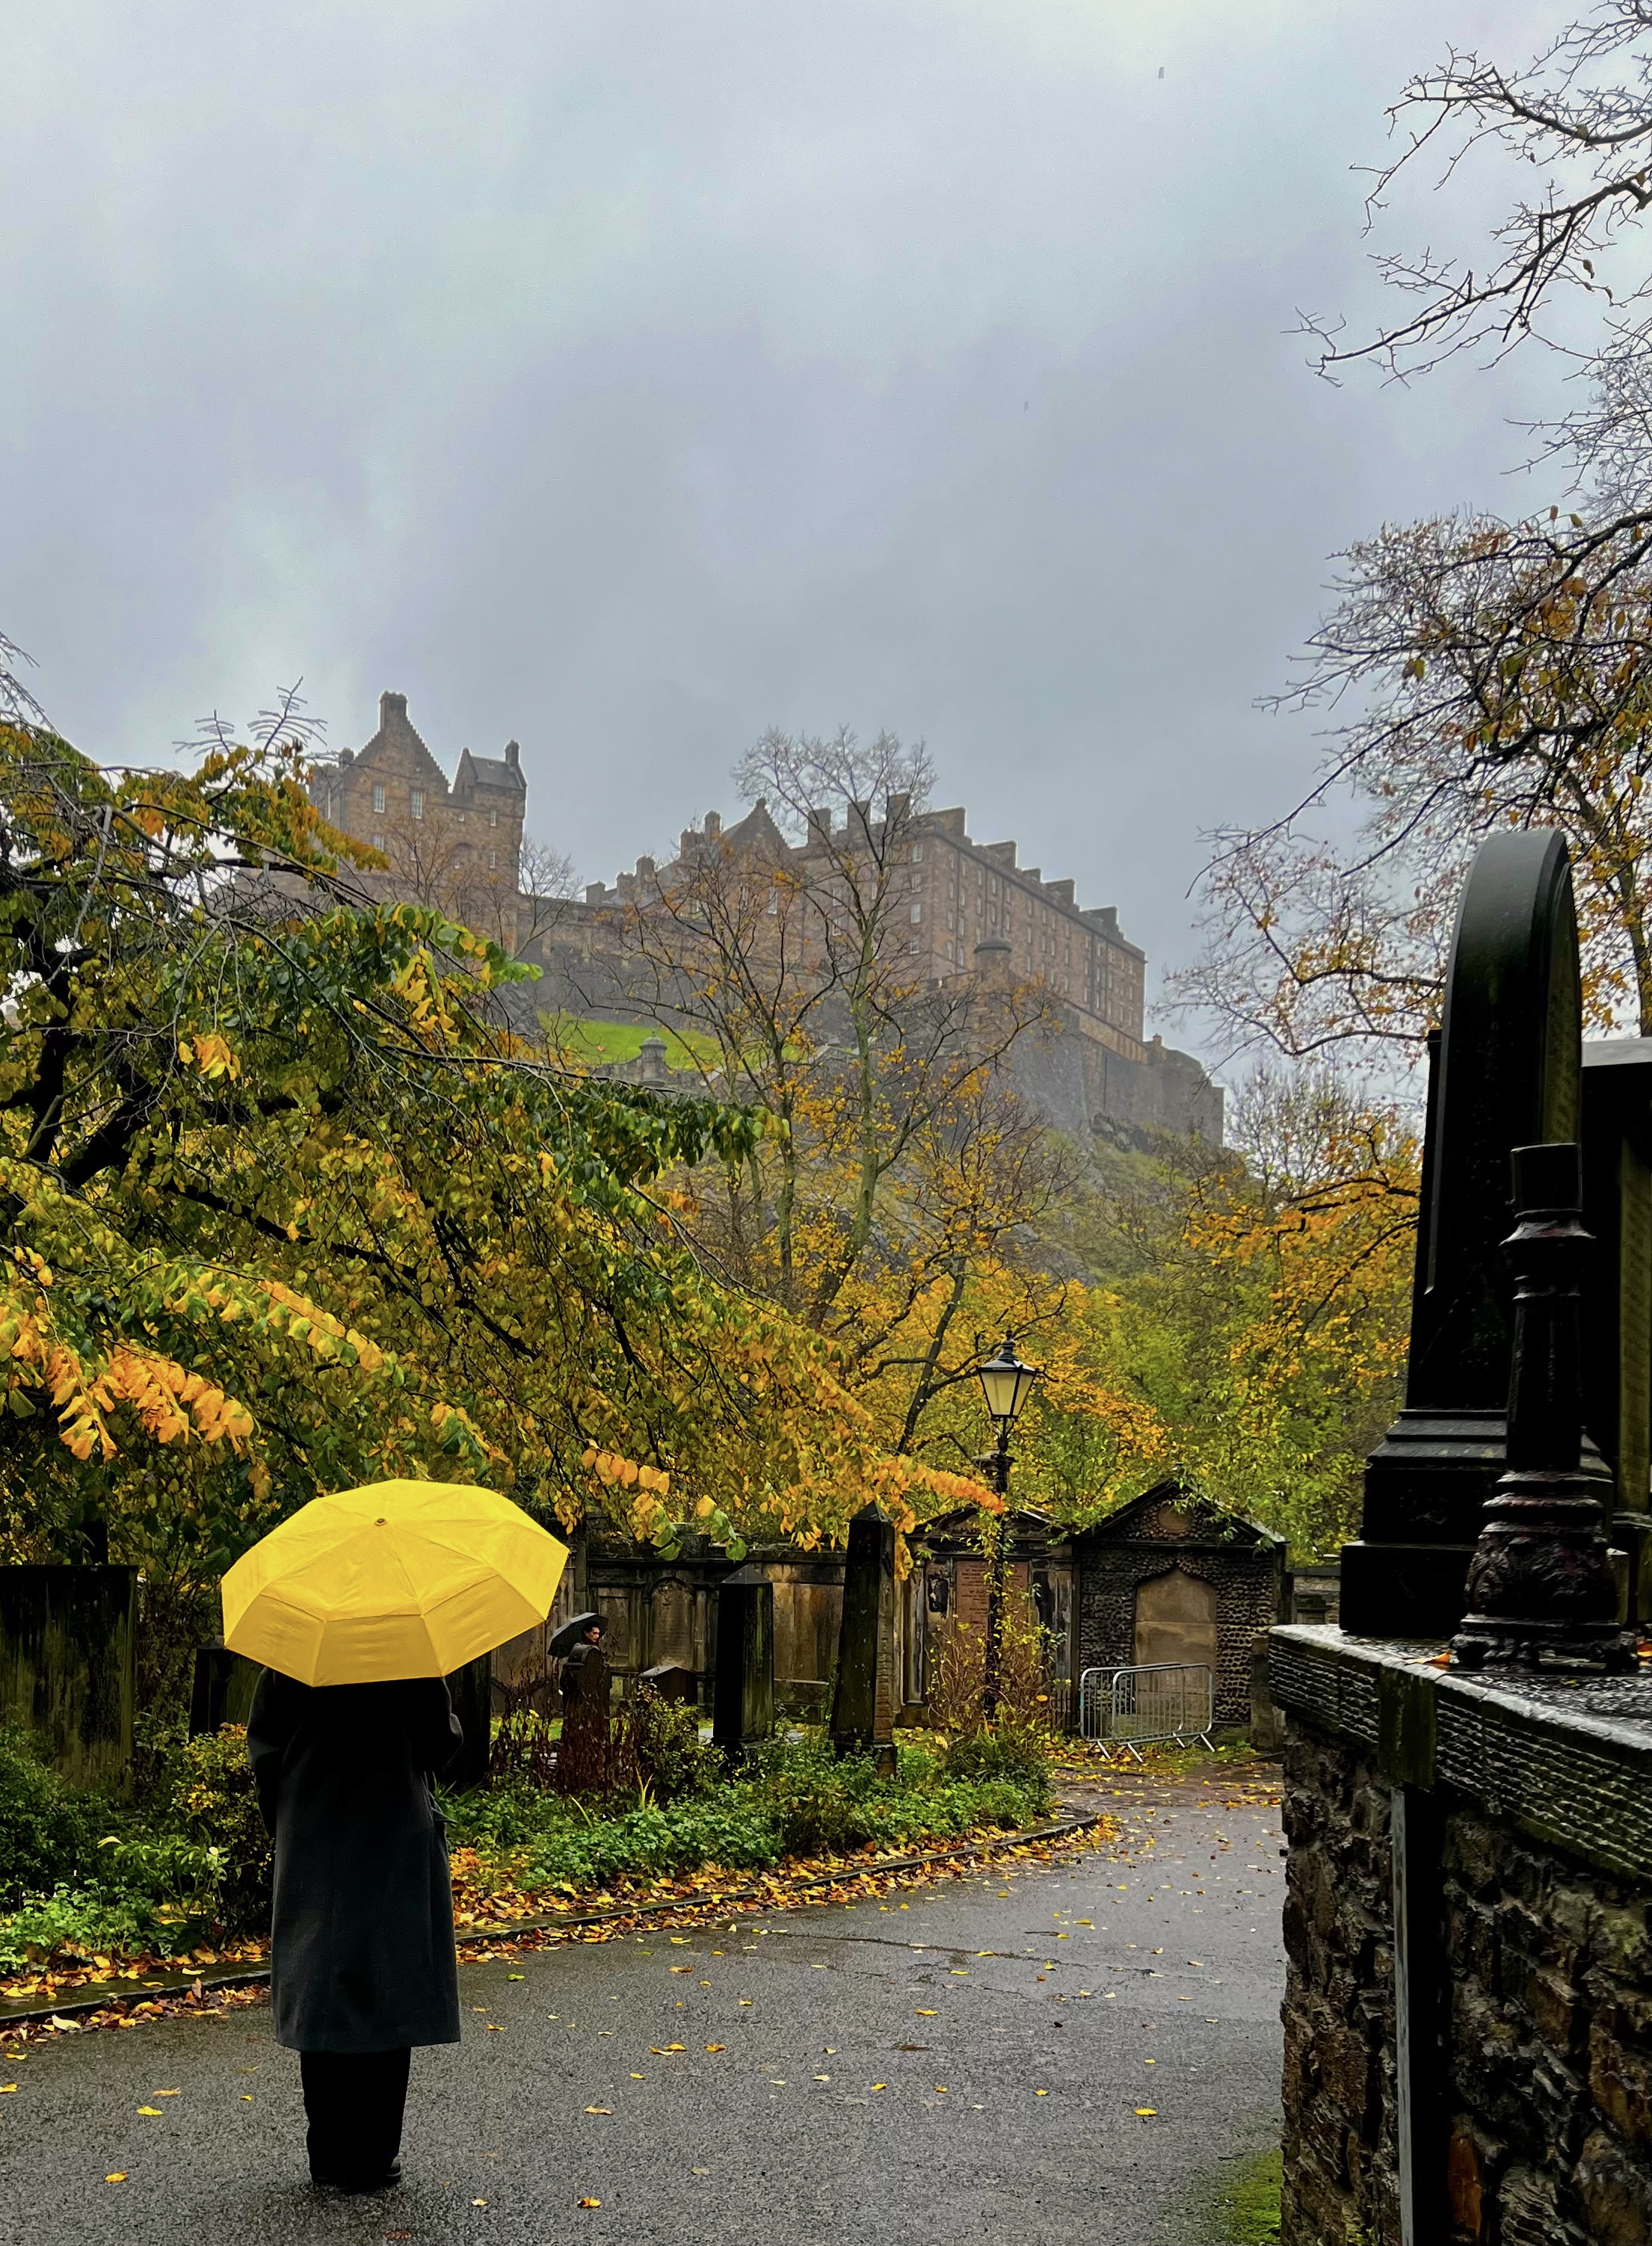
[1074,1478,1283,1550]
[355,691,449,795]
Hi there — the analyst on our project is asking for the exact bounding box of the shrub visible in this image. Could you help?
[942,1723,1052,1811]
[611,1686,714,1805]
[0,1728,96,1907]
[928,1606,1059,1736]
[170,1724,272,1936]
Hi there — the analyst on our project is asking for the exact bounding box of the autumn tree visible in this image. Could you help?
[1064,1071,1419,1555]
[0,692,996,1635]
[1184,4,1652,1061]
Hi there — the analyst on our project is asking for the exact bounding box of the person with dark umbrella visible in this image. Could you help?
[247,1670,463,2191]
[550,1610,611,1795]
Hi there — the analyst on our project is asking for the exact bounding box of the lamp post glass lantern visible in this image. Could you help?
[975,1336,1041,1720]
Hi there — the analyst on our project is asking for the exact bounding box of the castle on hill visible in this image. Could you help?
[309,691,1222,1148]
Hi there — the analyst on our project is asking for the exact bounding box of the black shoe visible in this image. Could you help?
[312,2160,402,2194]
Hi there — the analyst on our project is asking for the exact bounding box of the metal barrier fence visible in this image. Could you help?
[1076,1662,1215,1760]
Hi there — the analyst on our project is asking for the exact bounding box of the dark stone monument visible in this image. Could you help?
[1581,1036,1652,1617]
[1342,830,1588,1635]
[0,1565,138,1790]
[828,1504,897,1774]
[639,1660,697,1703]
[188,1644,262,1737]
[1453,1142,1636,1670]
[711,1564,774,1759]
[444,1652,493,1789]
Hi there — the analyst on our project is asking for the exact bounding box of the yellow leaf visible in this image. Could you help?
[137,2105,163,2116]
[106,2174,128,2184]
[579,2199,602,2209]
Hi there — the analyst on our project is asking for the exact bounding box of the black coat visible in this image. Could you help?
[246,1670,463,2054]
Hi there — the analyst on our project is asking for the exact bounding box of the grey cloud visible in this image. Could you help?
[2,0,1566,1030]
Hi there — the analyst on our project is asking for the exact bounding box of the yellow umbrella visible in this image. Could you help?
[221,1478,569,1687]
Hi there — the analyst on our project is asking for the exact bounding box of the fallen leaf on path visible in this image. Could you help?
[1135,2108,1157,2117]
[579,2197,602,2208]
[584,2106,613,2115]
[105,2173,127,2183]
[871,2083,886,2091]
[704,2043,725,2052]
[915,2009,937,2017]
[137,2105,163,2116]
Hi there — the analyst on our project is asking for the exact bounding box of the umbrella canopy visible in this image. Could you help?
[221,1478,569,1687]
[549,1610,604,1659]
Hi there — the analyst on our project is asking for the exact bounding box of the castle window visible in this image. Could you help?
[410,790,425,821]
[372,783,386,814]
[372,833,384,850]
[910,904,922,924]
[490,809,499,830]
[911,844,923,864]
[489,850,497,871]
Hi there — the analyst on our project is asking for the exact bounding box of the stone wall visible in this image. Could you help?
[1275,1626,1652,2246]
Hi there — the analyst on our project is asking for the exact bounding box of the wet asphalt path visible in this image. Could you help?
[0,1764,1283,2246]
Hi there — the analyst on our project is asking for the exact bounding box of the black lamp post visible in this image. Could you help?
[974,1335,1041,1720]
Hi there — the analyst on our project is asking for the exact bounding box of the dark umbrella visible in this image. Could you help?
[549,1611,605,1659]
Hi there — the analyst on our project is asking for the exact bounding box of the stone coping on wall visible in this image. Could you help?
[1270,1623,1652,1884]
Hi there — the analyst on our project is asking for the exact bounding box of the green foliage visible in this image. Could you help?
[170,1724,271,1935]
[940,1722,1052,1804]
[0,1801,226,1971]
[610,1685,716,1805]
[0,1721,270,1964]
[444,1733,1048,1894]
[0,1727,96,1907]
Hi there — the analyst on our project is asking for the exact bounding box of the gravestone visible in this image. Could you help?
[828,1504,897,1774]
[1342,830,1588,1635]
[711,1565,774,1759]
[443,1652,493,1789]
[0,1565,137,1790]
[188,1644,261,1737]
[639,1660,697,1703]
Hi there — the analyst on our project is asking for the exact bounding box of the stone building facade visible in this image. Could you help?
[311,693,1221,1147]
[308,691,528,948]
[1073,1484,1284,1730]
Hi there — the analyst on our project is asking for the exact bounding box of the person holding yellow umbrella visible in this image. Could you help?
[224,1478,568,2194]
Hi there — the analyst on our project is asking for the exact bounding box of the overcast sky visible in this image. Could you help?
[4,1,1572,1046]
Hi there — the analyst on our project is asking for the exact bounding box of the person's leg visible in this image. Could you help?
[358,2048,411,2177]
[300,2049,408,2185]
[298,2051,349,2182]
